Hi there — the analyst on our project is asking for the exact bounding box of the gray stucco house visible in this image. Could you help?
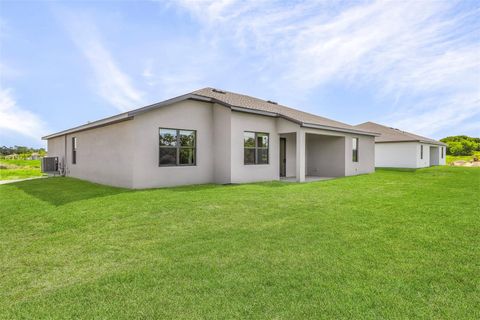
[42,88,377,188]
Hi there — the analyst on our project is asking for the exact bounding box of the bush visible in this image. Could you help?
[441,136,480,156]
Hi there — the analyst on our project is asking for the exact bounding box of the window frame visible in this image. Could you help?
[420,145,423,159]
[72,137,77,164]
[352,137,359,162]
[244,131,269,165]
[159,127,197,167]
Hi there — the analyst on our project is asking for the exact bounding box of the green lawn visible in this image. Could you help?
[0,159,43,180]
[0,167,479,319]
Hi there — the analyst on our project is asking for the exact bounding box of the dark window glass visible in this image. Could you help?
[179,130,195,147]
[159,148,177,165]
[72,137,77,164]
[352,138,359,162]
[244,132,255,148]
[420,145,423,159]
[179,148,195,165]
[244,148,255,165]
[257,133,268,148]
[159,128,196,166]
[257,148,269,164]
[441,147,444,159]
[244,132,269,165]
[159,129,177,146]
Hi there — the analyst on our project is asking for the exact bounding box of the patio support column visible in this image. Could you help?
[296,130,306,182]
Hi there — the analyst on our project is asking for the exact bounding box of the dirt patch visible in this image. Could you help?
[451,160,480,167]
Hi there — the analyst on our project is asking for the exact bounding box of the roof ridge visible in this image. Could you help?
[193,87,361,130]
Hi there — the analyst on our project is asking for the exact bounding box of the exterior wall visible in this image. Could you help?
[375,142,418,168]
[417,143,446,167]
[344,134,375,176]
[230,111,279,183]
[47,120,135,188]
[439,145,447,165]
[47,135,66,165]
[131,100,215,188]
[280,132,296,177]
[429,146,439,166]
[67,121,134,188]
[46,100,378,188]
[296,128,375,177]
[416,143,430,168]
[376,142,446,168]
[306,134,345,177]
[212,103,232,184]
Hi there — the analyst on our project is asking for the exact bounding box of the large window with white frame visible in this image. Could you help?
[244,132,269,165]
[159,128,196,166]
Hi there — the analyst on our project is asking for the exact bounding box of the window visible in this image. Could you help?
[244,132,269,165]
[352,138,359,162]
[72,137,77,164]
[420,145,423,159]
[441,147,444,159]
[159,128,196,166]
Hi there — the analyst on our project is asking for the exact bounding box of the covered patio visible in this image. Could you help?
[279,130,346,182]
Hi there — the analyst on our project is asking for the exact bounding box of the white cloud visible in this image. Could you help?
[171,0,480,137]
[58,11,144,112]
[0,88,47,141]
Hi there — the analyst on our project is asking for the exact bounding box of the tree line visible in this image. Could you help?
[0,146,46,157]
[440,136,480,156]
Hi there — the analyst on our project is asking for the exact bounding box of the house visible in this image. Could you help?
[42,88,378,188]
[355,122,447,168]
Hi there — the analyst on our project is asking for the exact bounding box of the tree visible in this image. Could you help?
[440,135,480,155]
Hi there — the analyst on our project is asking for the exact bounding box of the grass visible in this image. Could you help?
[0,167,478,319]
[446,151,480,164]
[0,159,43,180]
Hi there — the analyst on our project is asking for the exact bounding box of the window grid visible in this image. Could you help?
[244,132,269,165]
[159,128,196,167]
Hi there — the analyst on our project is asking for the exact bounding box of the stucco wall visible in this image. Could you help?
[64,120,135,188]
[131,100,216,188]
[376,142,445,168]
[280,132,296,177]
[45,100,378,188]
[429,146,439,166]
[375,142,418,168]
[213,103,232,184]
[230,111,279,183]
[306,134,345,177]
[344,134,375,176]
[439,145,447,165]
[417,143,446,167]
[47,135,66,164]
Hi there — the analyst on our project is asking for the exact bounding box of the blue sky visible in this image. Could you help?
[1,0,479,148]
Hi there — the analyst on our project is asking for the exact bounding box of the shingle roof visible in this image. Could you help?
[43,87,377,139]
[193,87,376,135]
[355,122,446,146]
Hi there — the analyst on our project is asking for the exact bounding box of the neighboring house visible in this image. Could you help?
[42,88,377,188]
[355,122,447,168]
